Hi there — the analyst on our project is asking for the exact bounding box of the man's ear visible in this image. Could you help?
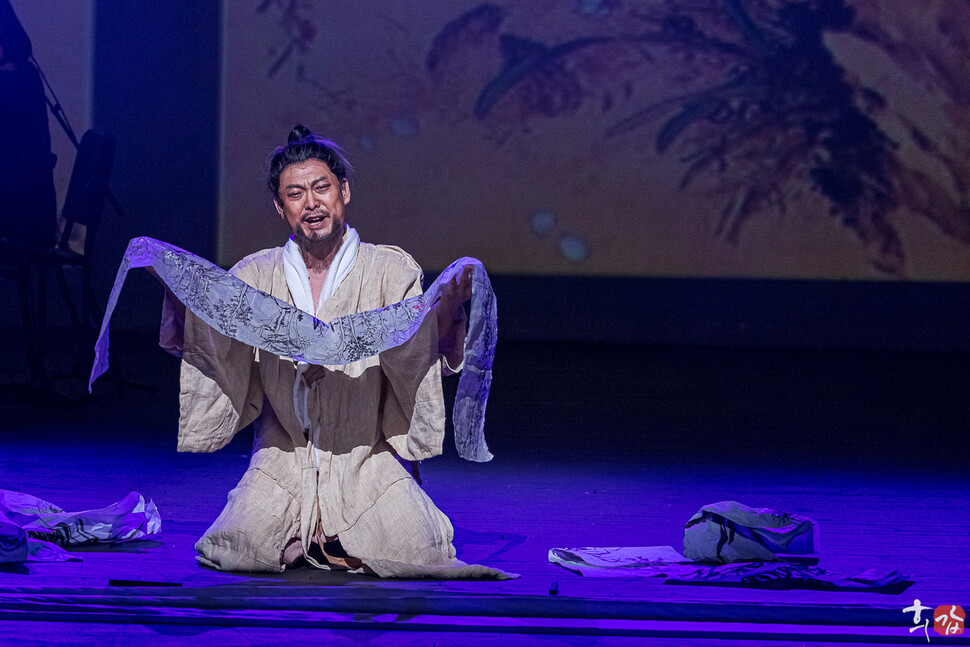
[341,178,351,205]
[274,198,285,219]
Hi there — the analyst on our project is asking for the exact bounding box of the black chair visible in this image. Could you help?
[44,129,115,379]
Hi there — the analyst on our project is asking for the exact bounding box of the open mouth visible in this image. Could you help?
[302,213,329,228]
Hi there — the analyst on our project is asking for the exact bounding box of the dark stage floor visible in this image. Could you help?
[1,329,968,645]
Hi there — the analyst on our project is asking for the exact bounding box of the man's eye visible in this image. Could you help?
[287,193,301,199]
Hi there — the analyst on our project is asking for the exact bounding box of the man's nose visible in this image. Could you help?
[305,190,318,209]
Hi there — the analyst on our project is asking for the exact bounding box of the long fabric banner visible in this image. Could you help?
[89,236,495,462]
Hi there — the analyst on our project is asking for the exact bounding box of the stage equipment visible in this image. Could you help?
[0,0,58,395]
[46,130,116,366]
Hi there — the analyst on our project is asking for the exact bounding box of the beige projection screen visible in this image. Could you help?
[219,1,970,280]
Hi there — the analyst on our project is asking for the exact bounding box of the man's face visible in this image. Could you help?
[275,159,350,250]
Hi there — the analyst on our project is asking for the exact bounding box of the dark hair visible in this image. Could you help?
[267,124,353,199]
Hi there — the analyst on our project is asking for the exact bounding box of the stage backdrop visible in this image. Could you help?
[220,1,969,281]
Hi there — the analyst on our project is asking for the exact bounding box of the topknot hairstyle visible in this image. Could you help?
[267,124,353,199]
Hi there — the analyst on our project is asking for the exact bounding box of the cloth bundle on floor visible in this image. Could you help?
[0,489,161,564]
[548,501,912,593]
[683,500,818,563]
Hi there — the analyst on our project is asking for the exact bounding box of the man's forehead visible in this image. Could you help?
[281,160,338,183]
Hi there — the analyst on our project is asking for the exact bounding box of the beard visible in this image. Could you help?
[293,219,344,254]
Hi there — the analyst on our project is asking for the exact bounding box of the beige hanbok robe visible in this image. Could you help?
[176,241,507,578]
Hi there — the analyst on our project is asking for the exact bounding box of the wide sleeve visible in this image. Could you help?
[176,263,264,453]
[378,254,447,462]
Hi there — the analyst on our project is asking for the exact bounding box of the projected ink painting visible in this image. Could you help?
[221,1,970,280]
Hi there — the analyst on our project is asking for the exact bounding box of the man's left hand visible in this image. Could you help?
[437,266,473,367]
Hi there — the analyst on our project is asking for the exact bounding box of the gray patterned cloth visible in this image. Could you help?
[89,236,495,462]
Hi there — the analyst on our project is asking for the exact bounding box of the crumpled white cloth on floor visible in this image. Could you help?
[548,545,910,590]
[89,236,496,462]
[0,489,161,564]
[548,546,696,577]
[548,501,911,591]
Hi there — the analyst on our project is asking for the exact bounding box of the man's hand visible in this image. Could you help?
[439,266,473,317]
[437,266,473,368]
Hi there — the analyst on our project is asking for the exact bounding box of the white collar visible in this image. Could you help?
[281,225,360,315]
